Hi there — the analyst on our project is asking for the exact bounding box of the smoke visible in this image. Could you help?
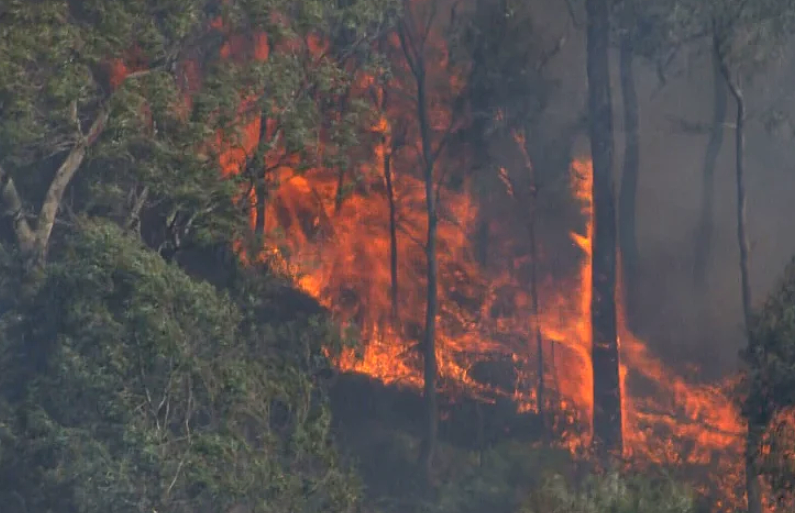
[519,0,795,380]
[630,44,795,378]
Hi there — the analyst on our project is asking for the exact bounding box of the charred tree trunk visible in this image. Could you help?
[335,168,346,214]
[693,47,727,291]
[465,0,495,271]
[243,113,272,254]
[618,35,640,332]
[375,38,401,327]
[335,93,352,215]
[518,132,547,432]
[746,422,763,513]
[254,116,270,240]
[255,181,267,238]
[397,18,438,481]
[585,0,622,463]
[418,72,439,482]
[382,90,400,325]
[385,154,399,324]
[718,58,760,513]
[528,174,546,432]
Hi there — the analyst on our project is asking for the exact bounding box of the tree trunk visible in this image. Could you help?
[385,155,399,324]
[124,186,150,235]
[334,167,346,214]
[397,16,439,480]
[31,107,109,268]
[253,116,270,240]
[718,61,761,513]
[585,0,622,463]
[0,72,158,270]
[375,41,400,327]
[746,423,763,513]
[335,93,352,215]
[693,46,727,291]
[34,144,88,263]
[528,174,546,432]
[0,164,36,254]
[0,107,109,271]
[255,181,267,239]
[382,94,400,325]
[519,133,546,431]
[418,70,439,482]
[242,113,272,259]
[618,35,640,332]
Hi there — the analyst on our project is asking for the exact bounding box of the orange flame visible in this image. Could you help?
[261,154,747,508]
[198,7,754,511]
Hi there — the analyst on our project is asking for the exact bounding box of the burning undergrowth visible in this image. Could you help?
[257,158,747,509]
[196,2,754,511]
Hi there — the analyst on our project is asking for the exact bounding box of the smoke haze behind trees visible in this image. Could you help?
[517,0,795,379]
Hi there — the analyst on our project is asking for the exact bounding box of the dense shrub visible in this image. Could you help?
[522,471,697,513]
[0,222,360,513]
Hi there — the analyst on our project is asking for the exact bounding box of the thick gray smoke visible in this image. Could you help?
[526,1,795,379]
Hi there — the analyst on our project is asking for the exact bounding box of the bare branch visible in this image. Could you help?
[165,455,187,497]
[124,185,150,234]
[0,164,35,252]
[397,23,420,78]
[564,0,585,29]
[666,114,735,134]
[32,106,110,263]
[421,0,439,48]
[537,34,568,73]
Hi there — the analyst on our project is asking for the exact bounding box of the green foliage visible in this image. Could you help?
[452,0,553,133]
[433,443,574,513]
[0,221,360,513]
[554,0,795,85]
[350,432,575,513]
[350,428,696,513]
[743,259,795,426]
[521,471,696,513]
[0,0,397,510]
[706,0,795,74]
[0,0,204,160]
[742,258,795,494]
[622,0,795,75]
[451,0,574,204]
[0,0,397,263]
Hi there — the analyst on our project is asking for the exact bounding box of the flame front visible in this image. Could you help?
[203,12,751,512]
[253,156,747,508]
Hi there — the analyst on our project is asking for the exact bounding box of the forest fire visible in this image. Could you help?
[208,5,751,512]
[12,0,795,510]
[255,154,746,505]
[258,160,747,506]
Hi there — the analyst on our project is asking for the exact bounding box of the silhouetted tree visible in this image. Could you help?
[395,0,460,479]
[586,0,623,462]
[692,48,728,294]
